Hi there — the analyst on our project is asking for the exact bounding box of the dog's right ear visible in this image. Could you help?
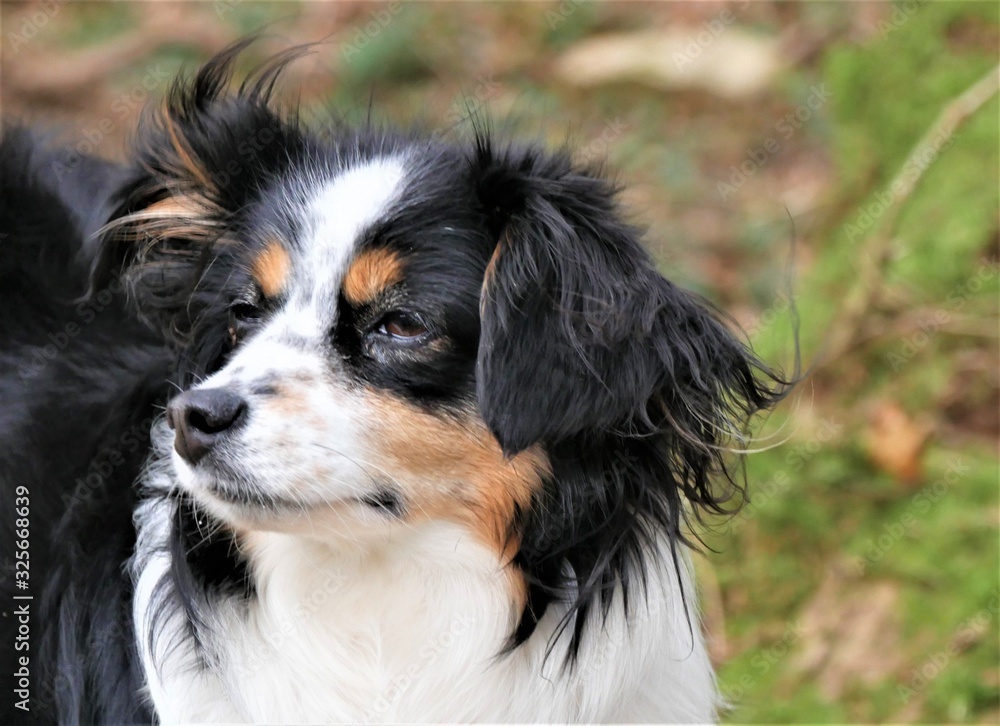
[90,40,308,346]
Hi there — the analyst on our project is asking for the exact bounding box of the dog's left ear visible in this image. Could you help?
[473,142,790,458]
[89,40,308,349]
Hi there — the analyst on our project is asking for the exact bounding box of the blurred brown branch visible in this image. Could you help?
[822,64,1000,366]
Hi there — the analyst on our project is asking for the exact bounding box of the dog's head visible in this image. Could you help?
[94,44,792,651]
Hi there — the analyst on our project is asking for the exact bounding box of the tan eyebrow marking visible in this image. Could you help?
[342,247,404,305]
[251,240,292,298]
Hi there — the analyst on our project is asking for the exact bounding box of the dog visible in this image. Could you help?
[0,41,792,723]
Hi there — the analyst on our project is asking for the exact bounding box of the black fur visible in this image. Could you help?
[91,40,314,390]
[470,137,794,651]
[0,127,163,724]
[1,41,794,722]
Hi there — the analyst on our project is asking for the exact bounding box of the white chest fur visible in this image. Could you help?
[132,492,717,723]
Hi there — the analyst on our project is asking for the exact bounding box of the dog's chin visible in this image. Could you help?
[171,458,270,528]
[170,451,399,541]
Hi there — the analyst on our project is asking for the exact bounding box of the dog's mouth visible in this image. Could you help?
[177,459,405,522]
[206,479,400,514]
[161,422,406,527]
[202,476,304,511]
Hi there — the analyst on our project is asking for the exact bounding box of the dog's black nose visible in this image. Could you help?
[166,388,247,465]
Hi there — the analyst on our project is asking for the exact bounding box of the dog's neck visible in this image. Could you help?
[131,459,709,722]
[133,486,533,722]
[219,521,522,721]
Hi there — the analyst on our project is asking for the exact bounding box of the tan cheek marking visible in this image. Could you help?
[342,248,404,305]
[367,394,550,555]
[252,241,292,298]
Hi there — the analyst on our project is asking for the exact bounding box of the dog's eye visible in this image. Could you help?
[375,312,428,341]
[230,303,261,322]
[228,301,262,347]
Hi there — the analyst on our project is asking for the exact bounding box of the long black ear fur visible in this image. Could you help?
[475,137,790,457]
[90,39,309,361]
[472,135,796,655]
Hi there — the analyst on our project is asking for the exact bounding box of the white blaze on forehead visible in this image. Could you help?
[273,157,407,342]
[202,158,408,385]
[299,158,407,301]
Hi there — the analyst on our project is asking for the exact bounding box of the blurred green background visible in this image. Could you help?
[2,1,997,722]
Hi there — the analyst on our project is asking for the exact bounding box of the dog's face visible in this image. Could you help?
[95,46,789,647]
[156,153,549,549]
